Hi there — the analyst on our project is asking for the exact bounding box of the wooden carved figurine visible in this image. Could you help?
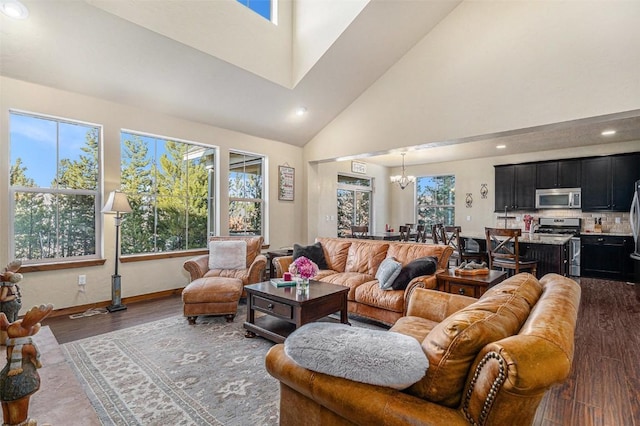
[0,261,23,346]
[0,304,54,426]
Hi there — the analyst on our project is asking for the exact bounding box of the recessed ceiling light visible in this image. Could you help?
[496,144,506,149]
[295,107,307,117]
[0,0,29,19]
[601,130,616,136]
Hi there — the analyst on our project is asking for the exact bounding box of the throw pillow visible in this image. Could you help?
[208,240,247,270]
[284,323,429,390]
[375,257,402,290]
[293,242,328,269]
[391,256,437,290]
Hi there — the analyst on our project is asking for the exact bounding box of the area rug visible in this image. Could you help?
[61,305,385,426]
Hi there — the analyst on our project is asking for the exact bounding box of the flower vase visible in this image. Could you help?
[296,277,309,295]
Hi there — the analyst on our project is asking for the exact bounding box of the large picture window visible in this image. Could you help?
[229,151,264,236]
[9,111,101,263]
[416,175,456,227]
[120,131,216,255]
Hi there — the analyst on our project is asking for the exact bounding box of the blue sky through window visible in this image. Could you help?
[237,0,271,21]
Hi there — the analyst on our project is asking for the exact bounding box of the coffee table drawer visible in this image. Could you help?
[252,295,293,319]
[449,283,477,297]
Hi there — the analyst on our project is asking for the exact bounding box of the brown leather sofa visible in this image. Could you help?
[265,272,581,426]
[273,237,454,325]
[182,236,267,296]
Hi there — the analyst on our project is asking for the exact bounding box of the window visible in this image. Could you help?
[237,0,272,21]
[120,131,216,255]
[9,111,101,263]
[229,151,265,236]
[416,175,455,227]
[337,174,372,237]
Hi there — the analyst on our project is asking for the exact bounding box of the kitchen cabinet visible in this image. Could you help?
[536,159,581,189]
[520,241,570,277]
[494,164,536,212]
[581,235,635,280]
[581,153,640,212]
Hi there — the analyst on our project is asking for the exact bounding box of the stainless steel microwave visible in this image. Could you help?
[535,188,581,209]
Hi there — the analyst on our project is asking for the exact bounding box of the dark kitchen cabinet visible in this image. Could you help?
[520,242,569,277]
[582,153,640,212]
[536,159,581,189]
[581,235,635,280]
[494,164,536,212]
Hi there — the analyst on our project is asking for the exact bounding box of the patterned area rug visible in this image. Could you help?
[62,305,278,426]
[61,304,386,426]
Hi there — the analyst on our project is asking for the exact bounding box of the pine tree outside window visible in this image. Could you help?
[229,151,264,236]
[416,175,456,227]
[120,131,215,255]
[9,111,101,263]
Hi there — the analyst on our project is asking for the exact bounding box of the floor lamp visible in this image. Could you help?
[102,190,132,312]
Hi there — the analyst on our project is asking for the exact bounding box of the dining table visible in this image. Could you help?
[366,232,419,241]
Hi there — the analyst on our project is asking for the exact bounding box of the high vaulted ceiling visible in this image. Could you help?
[1,0,639,167]
[0,0,461,146]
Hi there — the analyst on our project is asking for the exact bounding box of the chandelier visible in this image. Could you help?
[390,153,415,190]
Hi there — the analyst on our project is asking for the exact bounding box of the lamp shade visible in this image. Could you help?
[102,191,132,214]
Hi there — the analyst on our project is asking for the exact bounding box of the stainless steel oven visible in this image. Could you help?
[570,237,581,277]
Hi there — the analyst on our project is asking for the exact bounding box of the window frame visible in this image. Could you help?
[8,110,103,265]
[119,129,219,255]
[415,174,456,228]
[228,149,268,241]
[337,173,373,238]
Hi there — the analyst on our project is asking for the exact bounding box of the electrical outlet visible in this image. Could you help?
[615,217,621,224]
[78,275,86,285]
[466,215,471,221]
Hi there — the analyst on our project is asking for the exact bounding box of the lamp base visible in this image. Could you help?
[108,274,127,313]
[106,303,127,312]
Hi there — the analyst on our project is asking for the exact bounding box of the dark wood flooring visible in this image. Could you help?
[42,277,639,426]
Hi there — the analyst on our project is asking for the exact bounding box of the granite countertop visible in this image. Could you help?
[461,232,573,245]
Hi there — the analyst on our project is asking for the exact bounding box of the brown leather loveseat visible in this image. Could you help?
[265,272,581,425]
[273,237,453,325]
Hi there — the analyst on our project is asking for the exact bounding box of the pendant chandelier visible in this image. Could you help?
[390,153,415,190]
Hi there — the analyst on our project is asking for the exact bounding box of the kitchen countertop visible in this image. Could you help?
[580,231,633,237]
[461,232,573,245]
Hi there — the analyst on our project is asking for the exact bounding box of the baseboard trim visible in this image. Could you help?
[47,288,184,318]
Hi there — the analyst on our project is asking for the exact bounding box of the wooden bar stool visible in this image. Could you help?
[485,227,538,278]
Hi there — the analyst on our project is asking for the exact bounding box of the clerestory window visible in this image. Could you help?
[237,0,272,22]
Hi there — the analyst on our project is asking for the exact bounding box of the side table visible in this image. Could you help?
[265,248,293,280]
[436,269,507,298]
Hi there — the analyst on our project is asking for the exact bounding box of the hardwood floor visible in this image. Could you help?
[42,277,639,426]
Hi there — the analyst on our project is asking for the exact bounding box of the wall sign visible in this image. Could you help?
[351,161,367,174]
[278,165,295,201]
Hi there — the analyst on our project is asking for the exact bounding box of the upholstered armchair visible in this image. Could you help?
[182,236,267,295]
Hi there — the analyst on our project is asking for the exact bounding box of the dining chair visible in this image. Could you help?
[442,226,488,266]
[398,225,411,242]
[431,223,444,244]
[485,227,538,277]
[414,224,426,243]
[350,225,369,239]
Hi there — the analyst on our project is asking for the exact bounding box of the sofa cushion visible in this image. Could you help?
[354,281,405,313]
[376,257,402,290]
[408,273,543,407]
[316,238,353,272]
[208,240,246,270]
[391,256,437,290]
[345,241,389,276]
[284,323,429,390]
[320,273,376,300]
[293,242,328,269]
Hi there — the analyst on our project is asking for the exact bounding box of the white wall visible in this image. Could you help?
[304,1,640,163]
[0,77,302,312]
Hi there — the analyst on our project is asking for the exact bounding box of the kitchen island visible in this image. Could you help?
[461,232,572,277]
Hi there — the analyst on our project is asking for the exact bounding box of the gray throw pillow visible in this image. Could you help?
[284,323,429,390]
[376,257,402,290]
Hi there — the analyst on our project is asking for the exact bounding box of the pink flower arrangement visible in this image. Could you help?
[289,256,319,280]
[523,214,534,231]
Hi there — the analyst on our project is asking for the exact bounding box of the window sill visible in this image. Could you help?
[20,258,106,273]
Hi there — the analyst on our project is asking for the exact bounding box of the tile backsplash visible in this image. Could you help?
[495,210,632,234]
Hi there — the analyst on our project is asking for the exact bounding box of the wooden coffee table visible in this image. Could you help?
[436,269,507,298]
[243,280,349,344]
